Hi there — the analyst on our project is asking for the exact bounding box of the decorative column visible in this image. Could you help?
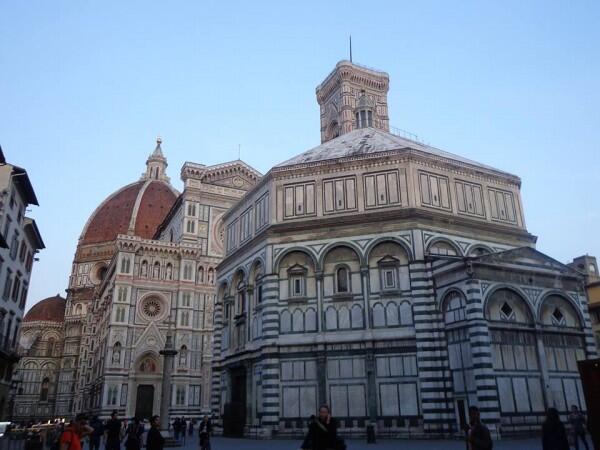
[315,271,324,332]
[159,328,178,433]
[360,266,371,329]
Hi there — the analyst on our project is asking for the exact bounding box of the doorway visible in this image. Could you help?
[456,398,468,434]
[223,367,246,437]
[135,385,154,420]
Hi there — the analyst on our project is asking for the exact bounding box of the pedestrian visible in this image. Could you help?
[188,419,193,437]
[172,418,180,441]
[88,417,103,450]
[542,407,569,450]
[466,406,493,450]
[300,405,344,450]
[124,418,144,450]
[198,416,212,450]
[145,416,164,450]
[568,405,590,450]
[60,415,94,450]
[104,411,122,450]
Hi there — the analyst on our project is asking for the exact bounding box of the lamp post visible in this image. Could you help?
[159,323,178,435]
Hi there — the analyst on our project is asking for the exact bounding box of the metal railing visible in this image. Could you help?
[390,126,428,145]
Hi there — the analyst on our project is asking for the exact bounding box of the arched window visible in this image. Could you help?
[40,377,49,401]
[179,345,188,367]
[468,246,492,257]
[46,338,55,357]
[288,266,306,298]
[428,241,459,256]
[355,90,375,129]
[140,260,148,277]
[75,304,83,315]
[443,291,467,324]
[120,257,130,274]
[336,267,350,293]
[486,289,533,325]
[153,262,161,279]
[198,266,205,283]
[237,281,246,315]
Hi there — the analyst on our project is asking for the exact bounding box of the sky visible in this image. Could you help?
[1,1,599,310]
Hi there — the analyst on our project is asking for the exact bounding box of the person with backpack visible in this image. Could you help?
[124,418,143,450]
[300,405,344,450]
[466,406,493,450]
[104,411,123,450]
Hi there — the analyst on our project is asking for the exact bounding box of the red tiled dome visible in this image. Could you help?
[24,295,66,323]
[81,180,178,245]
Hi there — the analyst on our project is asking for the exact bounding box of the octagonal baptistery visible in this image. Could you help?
[14,295,66,422]
[212,60,595,440]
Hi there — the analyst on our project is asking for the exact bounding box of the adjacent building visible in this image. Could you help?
[13,295,65,421]
[569,255,600,348]
[212,60,598,438]
[14,140,260,421]
[0,147,44,419]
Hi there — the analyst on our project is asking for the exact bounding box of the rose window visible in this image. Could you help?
[141,297,163,320]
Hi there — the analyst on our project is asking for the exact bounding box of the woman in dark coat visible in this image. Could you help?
[542,408,570,450]
[301,405,341,450]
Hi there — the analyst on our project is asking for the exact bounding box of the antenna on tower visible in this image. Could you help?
[349,35,353,63]
[238,144,241,160]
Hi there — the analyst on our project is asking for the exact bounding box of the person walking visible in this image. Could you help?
[172,418,180,441]
[145,416,164,450]
[60,415,94,450]
[542,408,569,450]
[300,405,343,450]
[198,416,212,450]
[104,411,122,450]
[124,418,144,450]
[568,405,589,450]
[88,417,103,450]
[466,406,493,450]
[188,419,193,437]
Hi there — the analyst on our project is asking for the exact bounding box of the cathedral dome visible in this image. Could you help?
[80,180,178,245]
[24,295,66,323]
[80,139,179,245]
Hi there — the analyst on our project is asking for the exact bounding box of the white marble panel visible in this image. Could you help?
[379,384,399,416]
[399,383,419,416]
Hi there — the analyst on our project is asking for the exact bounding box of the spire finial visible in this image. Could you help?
[349,35,353,63]
[156,135,162,145]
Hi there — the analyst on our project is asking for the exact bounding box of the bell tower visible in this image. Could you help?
[316,60,390,143]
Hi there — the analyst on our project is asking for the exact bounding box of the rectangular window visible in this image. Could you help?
[226,220,239,252]
[323,176,358,214]
[283,182,316,219]
[187,203,196,217]
[255,193,269,231]
[182,292,191,307]
[488,188,518,224]
[290,275,304,297]
[419,171,451,210]
[11,276,21,302]
[19,284,28,310]
[176,386,186,405]
[363,170,402,209]
[186,220,196,234]
[239,207,253,242]
[455,180,485,217]
[383,269,396,290]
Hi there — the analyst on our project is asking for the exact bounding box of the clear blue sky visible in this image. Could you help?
[1,1,599,309]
